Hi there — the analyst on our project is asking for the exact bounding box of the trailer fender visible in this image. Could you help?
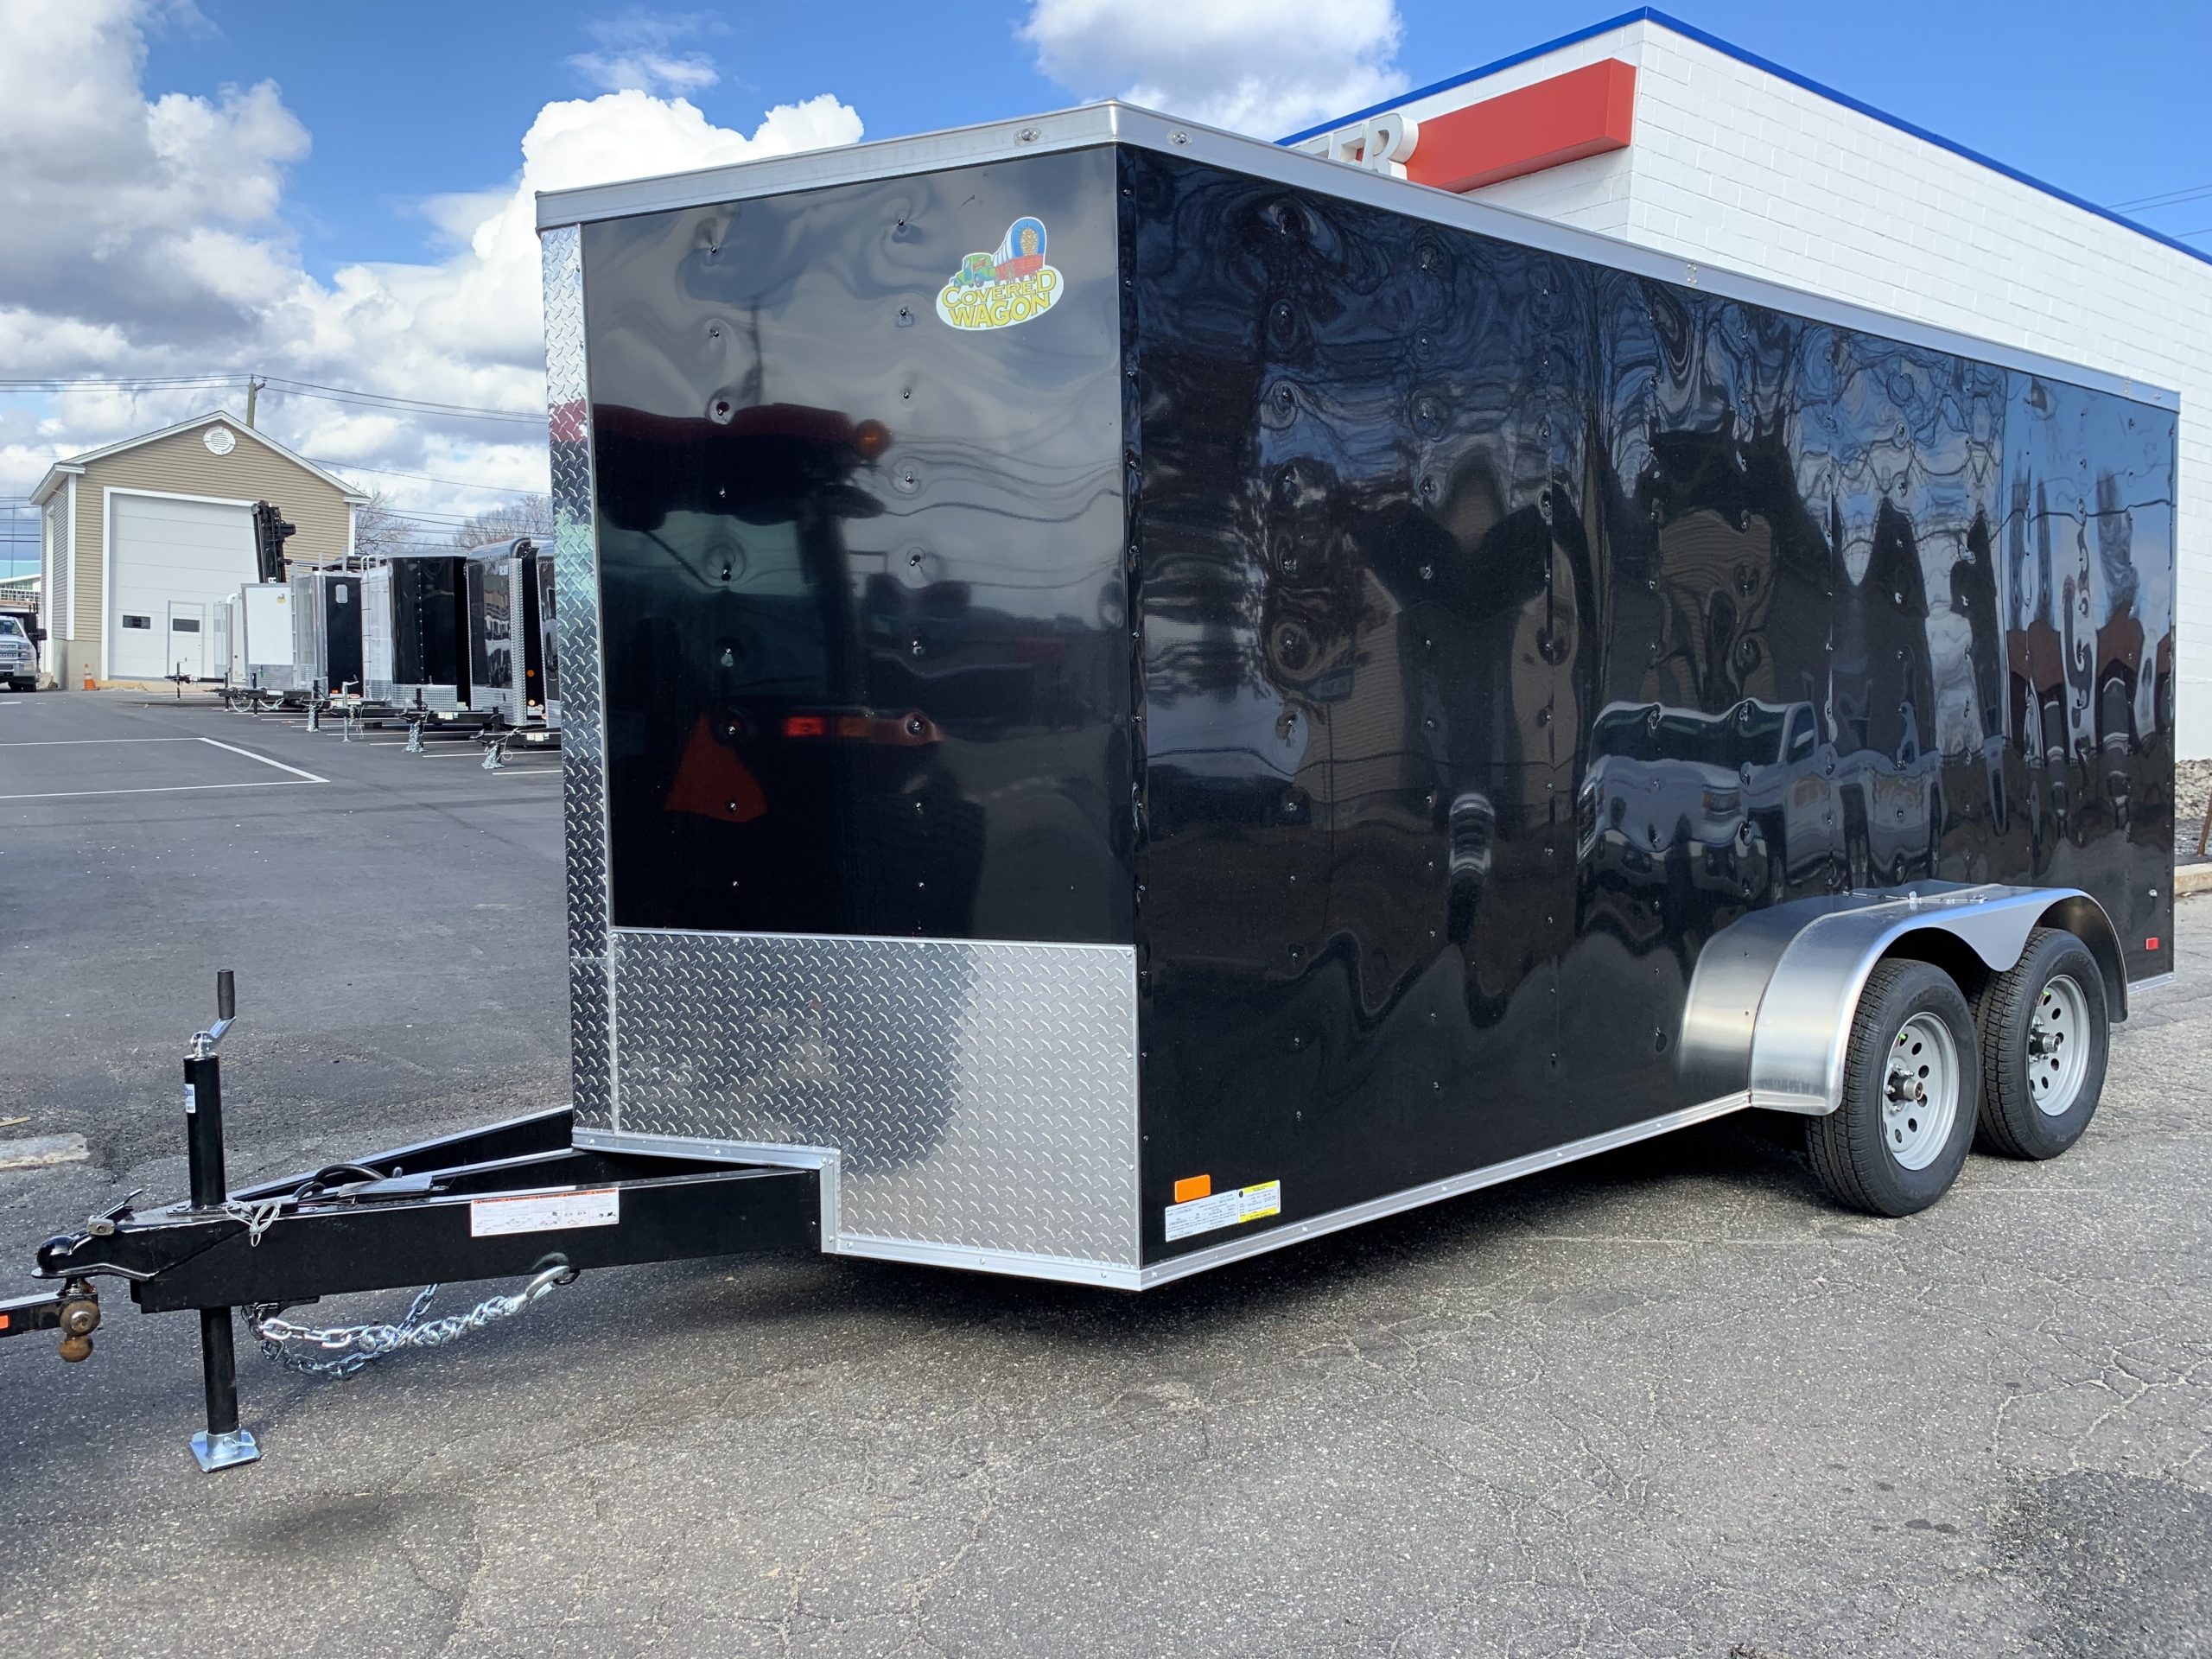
[1678,885,2126,1116]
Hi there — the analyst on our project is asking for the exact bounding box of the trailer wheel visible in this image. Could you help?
[1972,927,2108,1160]
[1805,959,1979,1216]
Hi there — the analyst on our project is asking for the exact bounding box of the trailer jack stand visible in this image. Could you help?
[190,1306,259,1472]
[184,970,259,1471]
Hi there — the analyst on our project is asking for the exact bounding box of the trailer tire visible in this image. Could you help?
[1972,927,2108,1160]
[1805,958,1979,1217]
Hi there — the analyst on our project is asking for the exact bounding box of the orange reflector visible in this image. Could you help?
[782,715,827,738]
[0,1313,10,1332]
[1173,1174,1212,1204]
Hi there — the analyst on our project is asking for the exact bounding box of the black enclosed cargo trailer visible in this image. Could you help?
[363,551,471,711]
[541,102,2174,1281]
[3,105,2180,1462]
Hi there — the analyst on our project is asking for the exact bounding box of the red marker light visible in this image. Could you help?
[2146,937,2161,951]
[782,715,827,738]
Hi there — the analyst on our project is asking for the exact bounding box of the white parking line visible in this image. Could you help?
[0,737,199,747]
[194,735,329,784]
[0,779,316,803]
[0,734,329,801]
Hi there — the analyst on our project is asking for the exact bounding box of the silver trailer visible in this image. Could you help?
[463,538,556,726]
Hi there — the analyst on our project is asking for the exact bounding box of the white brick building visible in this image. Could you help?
[1288,8,2212,757]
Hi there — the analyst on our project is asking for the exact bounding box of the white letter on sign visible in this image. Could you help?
[1304,111,1420,180]
[1358,113,1419,179]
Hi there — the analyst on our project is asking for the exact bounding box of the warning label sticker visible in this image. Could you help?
[469,1187,620,1238]
[1164,1180,1282,1243]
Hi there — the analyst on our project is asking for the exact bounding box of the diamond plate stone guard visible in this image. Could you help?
[611,931,1141,1268]
[541,223,613,1131]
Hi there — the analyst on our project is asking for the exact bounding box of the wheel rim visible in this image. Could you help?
[2028,974,2092,1118]
[1882,1012,1960,1171]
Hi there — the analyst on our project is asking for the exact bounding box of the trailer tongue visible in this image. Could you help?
[2,974,820,1469]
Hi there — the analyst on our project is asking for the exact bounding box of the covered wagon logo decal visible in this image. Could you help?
[935,216,1062,331]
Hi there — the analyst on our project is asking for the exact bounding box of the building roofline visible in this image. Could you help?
[1279,7,2212,271]
[27,410,372,507]
[27,462,83,507]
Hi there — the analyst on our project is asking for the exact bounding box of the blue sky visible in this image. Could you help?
[3,0,2209,575]
[158,0,2212,280]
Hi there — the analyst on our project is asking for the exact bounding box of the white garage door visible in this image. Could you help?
[111,494,255,680]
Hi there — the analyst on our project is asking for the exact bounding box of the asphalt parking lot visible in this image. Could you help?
[1,689,2207,1658]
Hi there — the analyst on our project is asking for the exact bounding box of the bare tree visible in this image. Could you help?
[452,494,555,551]
[350,489,418,562]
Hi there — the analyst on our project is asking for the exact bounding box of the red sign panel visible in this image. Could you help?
[1406,60,1637,194]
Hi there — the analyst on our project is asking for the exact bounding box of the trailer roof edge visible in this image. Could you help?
[533,101,2177,412]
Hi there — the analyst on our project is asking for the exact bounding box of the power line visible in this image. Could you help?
[257,379,545,426]
[0,372,546,426]
[307,457,546,494]
[2109,181,2212,213]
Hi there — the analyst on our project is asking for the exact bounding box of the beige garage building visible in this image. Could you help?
[29,411,365,686]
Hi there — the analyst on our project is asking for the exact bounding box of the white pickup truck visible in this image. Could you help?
[0,614,35,692]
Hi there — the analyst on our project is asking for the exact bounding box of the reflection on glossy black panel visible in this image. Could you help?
[1128,150,1583,1244]
[1125,150,2177,1265]
[582,149,1132,941]
[1998,376,2176,973]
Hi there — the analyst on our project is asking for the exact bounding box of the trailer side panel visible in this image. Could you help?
[1126,149,2177,1267]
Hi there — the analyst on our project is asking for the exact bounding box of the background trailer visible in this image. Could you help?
[537,104,2173,1282]
[289,567,364,697]
[463,539,558,726]
[217,581,296,694]
[362,552,470,711]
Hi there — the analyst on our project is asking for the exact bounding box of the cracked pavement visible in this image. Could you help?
[1,692,2207,1657]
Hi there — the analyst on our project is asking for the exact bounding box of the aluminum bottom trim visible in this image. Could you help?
[581,1094,1755,1290]
[2129,970,2178,998]
[1135,1090,1756,1288]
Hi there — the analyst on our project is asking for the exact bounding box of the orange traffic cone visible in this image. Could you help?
[81,664,95,690]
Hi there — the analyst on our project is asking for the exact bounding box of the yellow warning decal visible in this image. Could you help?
[1164,1180,1281,1243]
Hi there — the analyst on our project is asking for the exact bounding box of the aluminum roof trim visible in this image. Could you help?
[533,101,2176,411]
[535,104,1128,232]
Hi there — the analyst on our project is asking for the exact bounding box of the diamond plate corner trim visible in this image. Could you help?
[541,223,614,1131]
[609,931,1141,1268]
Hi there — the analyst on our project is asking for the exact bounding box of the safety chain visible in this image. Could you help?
[247,1263,576,1380]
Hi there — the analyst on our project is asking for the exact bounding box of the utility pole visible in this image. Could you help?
[244,376,264,429]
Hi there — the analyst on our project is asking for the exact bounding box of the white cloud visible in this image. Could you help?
[1018,0,1406,137]
[0,0,863,537]
[568,9,721,96]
